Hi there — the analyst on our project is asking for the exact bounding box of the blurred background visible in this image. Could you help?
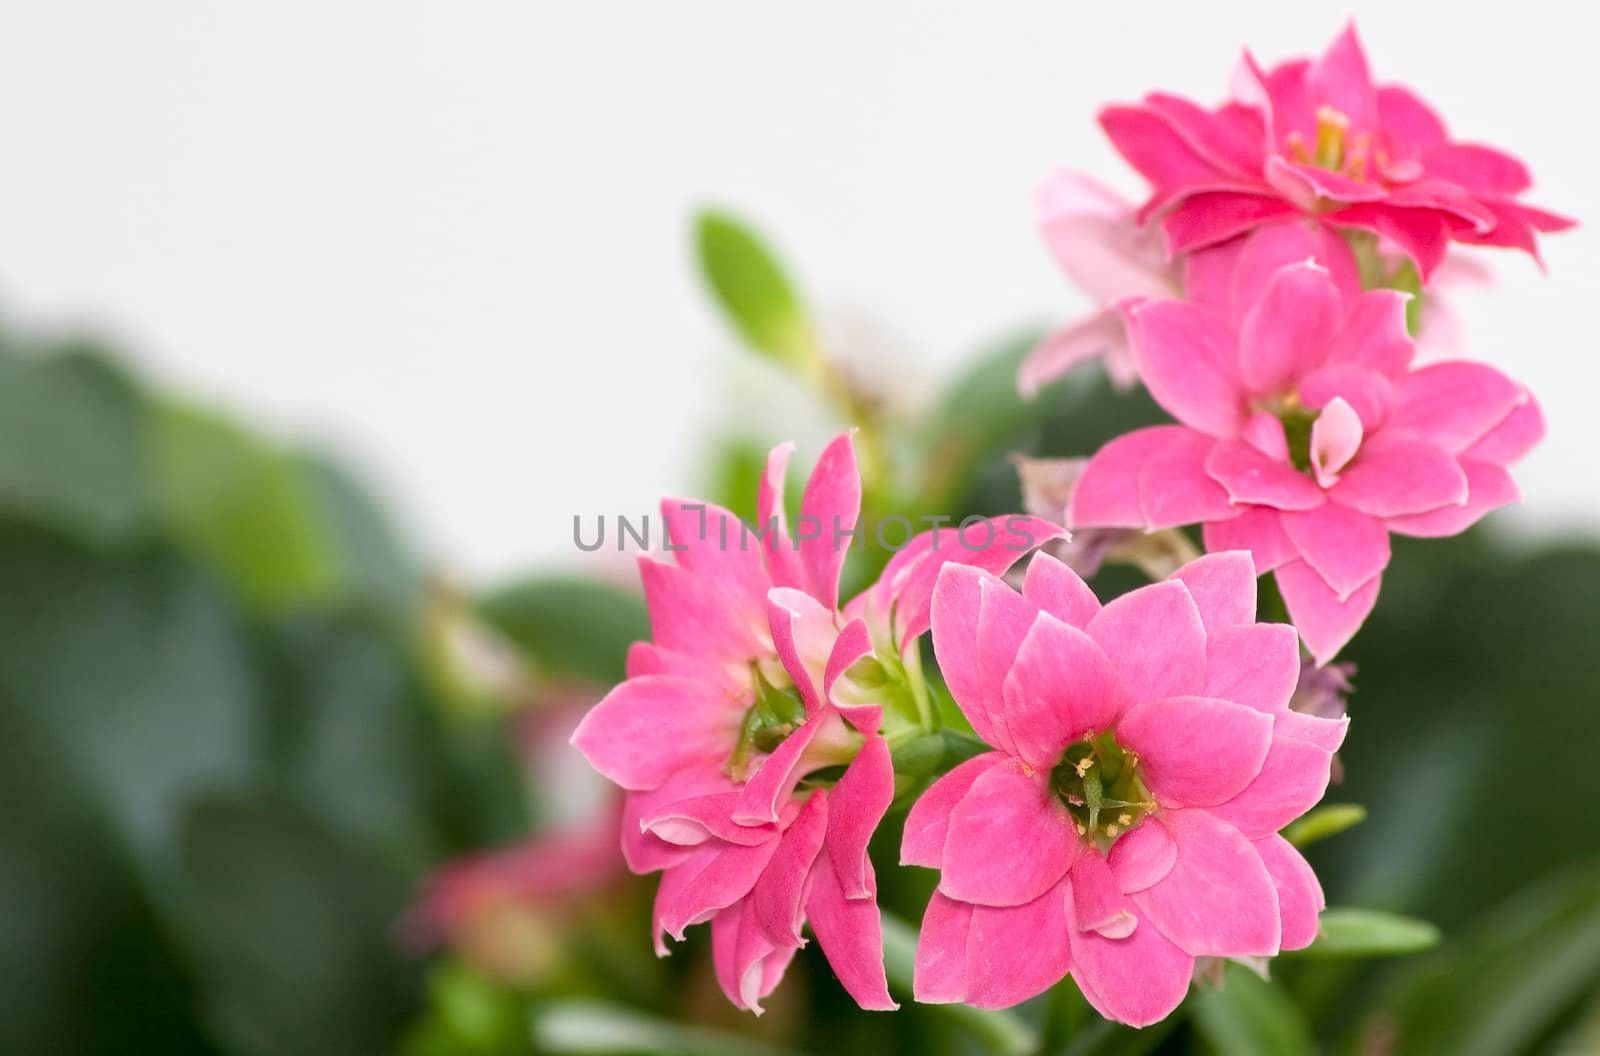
[2,4,1598,1055]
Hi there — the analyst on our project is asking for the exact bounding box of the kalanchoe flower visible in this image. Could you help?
[905,551,1346,1025]
[1068,221,1542,663]
[571,433,1058,1013]
[1100,22,1573,277]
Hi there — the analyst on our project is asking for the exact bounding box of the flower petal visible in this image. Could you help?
[1387,459,1519,538]
[1205,438,1327,511]
[913,893,974,1004]
[1003,613,1126,771]
[1462,393,1544,466]
[655,838,781,945]
[749,792,829,947]
[1329,438,1469,517]
[931,564,1012,751]
[1170,550,1259,631]
[1126,299,1244,437]
[572,675,741,791]
[1387,360,1523,454]
[1019,308,1132,397]
[1129,809,1281,957]
[1324,288,1415,376]
[1086,579,1207,702]
[966,881,1075,1009]
[1138,428,1237,528]
[797,433,862,610]
[1280,502,1391,601]
[941,762,1079,907]
[1071,426,1202,529]
[1210,733,1341,839]
[1203,506,1296,573]
[1203,623,1302,715]
[1275,558,1381,664]
[1022,552,1102,629]
[1309,397,1363,487]
[1163,191,1301,256]
[1107,815,1178,893]
[901,753,1006,868]
[806,850,897,1010]
[1254,833,1325,951]
[1237,262,1344,394]
[1069,901,1194,1028]
[757,441,807,591]
[825,733,894,899]
[1120,695,1274,807]
[639,555,764,667]
[1299,364,1396,432]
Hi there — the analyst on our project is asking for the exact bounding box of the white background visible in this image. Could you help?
[1,2,1594,580]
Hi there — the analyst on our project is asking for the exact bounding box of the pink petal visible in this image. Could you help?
[1327,204,1450,279]
[1138,427,1238,528]
[1170,550,1259,631]
[1099,103,1229,188]
[750,791,829,947]
[1203,507,1296,573]
[1022,552,1102,629]
[1222,219,1363,322]
[1070,849,1138,939]
[913,893,973,1004]
[734,717,825,825]
[1462,393,1544,466]
[757,442,807,591]
[1254,833,1325,951]
[901,753,1006,868]
[974,574,1046,752]
[825,733,894,899]
[1142,92,1263,178]
[1069,901,1194,1028]
[1309,397,1363,487]
[1070,426,1200,529]
[1119,695,1274,807]
[1129,809,1281,957]
[966,882,1074,1008]
[822,617,878,726]
[1126,298,1245,437]
[1387,459,1519,538]
[930,564,1011,751]
[941,761,1079,907]
[1421,143,1532,196]
[1086,579,1207,702]
[1377,84,1448,149]
[1299,364,1396,432]
[1241,410,1291,462]
[1002,613,1126,771]
[1211,733,1340,839]
[1309,22,1378,129]
[1275,558,1380,664]
[572,675,741,792]
[662,498,771,626]
[655,837,781,944]
[797,433,862,610]
[625,641,726,684]
[1163,191,1301,256]
[1330,438,1470,517]
[1019,308,1131,397]
[1325,288,1415,377]
[711,901,796,1014]
[1036,170,1173,303]
[1387,360,1524,454]
[638,556,763,667]
[806,850,897,1010]
[1280,501,1391,601]
[1203,623,1302,714]
[765,586,839,713]
[1107,815,1178,893]
[1205,439,1326,511]
[641,791,777,848]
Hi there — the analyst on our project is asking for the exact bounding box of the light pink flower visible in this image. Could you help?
[572,433,1058,1012]
[1100,22,1573,278]
[1068,222,1541,663]
[905,551,1345,1025]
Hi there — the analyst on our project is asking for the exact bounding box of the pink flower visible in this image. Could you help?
[905,551,1345,1025]
[1068,221,1542,663]
[571,433,1058,1012]
[1100,22,1573,277]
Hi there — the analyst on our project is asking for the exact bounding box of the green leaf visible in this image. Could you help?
[1283,803,1367,849]
[0,346,153,546]
[1191,962,1314,1056]
[533,998,800,1056]
[299,454,422,623]
[881,914,1036,1056]
[1291,908,1440,958]
[174,796,422,1056]
[694,210,818,372]
[479,575,648,685]
[146,400,338,612]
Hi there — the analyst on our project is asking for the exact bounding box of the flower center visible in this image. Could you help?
[726,664,807,782]
[1286,105,1382,184]
[1254,392,1320,475]
[1050,732,1156,849]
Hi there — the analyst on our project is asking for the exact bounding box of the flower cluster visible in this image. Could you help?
[570,21,1566,1029]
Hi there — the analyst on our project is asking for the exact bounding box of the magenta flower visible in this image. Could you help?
[571,433,1058,1012]
[905,551,1345,1025]
[1068,222,1542,663]
[1100,22,1573,277]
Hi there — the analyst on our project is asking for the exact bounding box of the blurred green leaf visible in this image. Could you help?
[1291,908,1440,959]
[146,400,337,612]
[0,347,153,547]
[1191,962,1314,1056]
[694,210,818,372]
[300,453,422,623]
[174,795,422,1056]
[534,999,800,1056]
[480,575,647,685]
[1283,804,1366,849]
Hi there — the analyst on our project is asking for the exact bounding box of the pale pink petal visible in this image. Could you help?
[1069,849,1138,938]
[1086,579,1207,702]
[913,893,974,1004]
[885,516,1063,648]
[750,792,829,948]
[806,850,897,1010]
[1330,438,1469,517]
[1125,298,1245,437]
[1275,711,1351,754]
[572,675,741,791]
[638,556,764,667]
[1237,262,1343,395]
[1070,426,1201,529]
[641,791,777,847]
[1280,502,1391,601]
[1120,695,1273,807]
[901,753,1006,868]
[941,762,1079,907]
[711,902,796,1014]
[1324,288,1415,377]
[1069,901,1194,1028]
[1309,23,1378,128]
[1254,833,1325,951]
[966,882,1074,1008]
[765,586,838,712]
[1387,360,1523,454]
[1211,734,1340,839]
[1129,809,1280,957]
[1275,558,1381,664]
[1461,393,1544,466]
[1387,459,1519,538]
[1107,815,1178,893]
[1002,613,1126,771]
[822,618,878,726]
[1205,438,1327,511]
[1309,397,1363,487]
[1265,156,1386,210]
[1019,309,1131,397]
[1036,169,1173,303]
[1170,550,1259,631]
[825,733,894,899]
[1203,507,1297,573]
[797,433,862,610]
[661,498,770,624]
[1241,410,1291,461]
[1022,552,1102,628]
[1203,623,1302,714]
